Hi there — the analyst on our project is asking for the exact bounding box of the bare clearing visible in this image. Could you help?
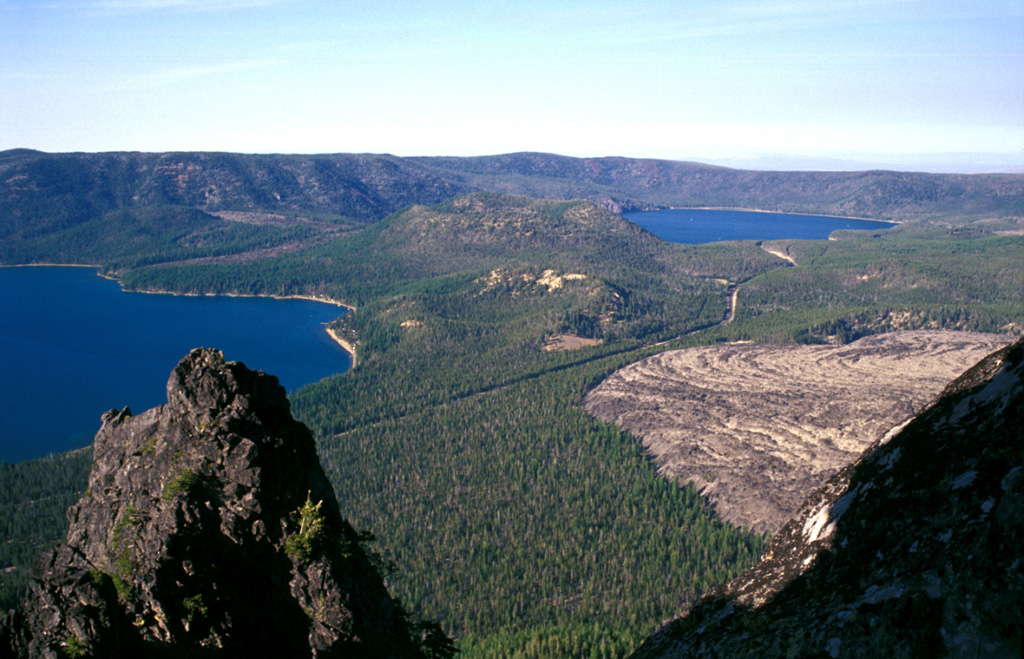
[759,244,797,265]
[584,330,1016,533]
[542,334,602,352]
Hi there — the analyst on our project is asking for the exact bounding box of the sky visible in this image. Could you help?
[2,0,1023,171]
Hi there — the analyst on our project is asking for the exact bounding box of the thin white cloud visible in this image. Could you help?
[540,0,1020,48]
[127,59,277,88]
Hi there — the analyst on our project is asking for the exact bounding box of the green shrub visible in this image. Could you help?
[161,467,199,502]
[183,593,208,626]
[63,633,86,658]
[284,494,324,563]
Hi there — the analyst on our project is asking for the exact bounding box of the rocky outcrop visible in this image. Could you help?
[630,337,1024,658]
[585,330,1015,533]
[0,348,427,658]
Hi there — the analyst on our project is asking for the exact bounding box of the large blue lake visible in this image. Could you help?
[623,208,894,243]
[0,267,351,463]
[2,209,894,463]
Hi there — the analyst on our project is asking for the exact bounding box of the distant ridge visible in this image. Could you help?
[1,150,1019,250]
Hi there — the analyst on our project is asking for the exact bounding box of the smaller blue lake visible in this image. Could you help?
[0,267,351,463]
[622,208,895,244]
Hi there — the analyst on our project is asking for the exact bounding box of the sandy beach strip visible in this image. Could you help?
[274,294,355,311]
[2,263,101,268]
[325,327,357,368]
[116,286,356,311]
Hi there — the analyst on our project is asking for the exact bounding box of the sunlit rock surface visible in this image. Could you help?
[585,330,1015,533]
[630,337,1023,659]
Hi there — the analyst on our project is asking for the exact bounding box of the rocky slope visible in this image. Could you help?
[0,348,429,658]
[584,330,1015,533]
[629,336,1023,658]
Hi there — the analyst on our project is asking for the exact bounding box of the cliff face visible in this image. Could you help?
[0,348,425,658]
[631,337,1023,659]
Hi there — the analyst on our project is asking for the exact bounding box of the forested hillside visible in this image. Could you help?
[1,182,1021,657]
[0,450,91,611]
[2,150,1020,268]
[414,152,1024,222]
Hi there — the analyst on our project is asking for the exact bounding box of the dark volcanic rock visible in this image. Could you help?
[630,338,1024,659]
[0,348,425,658]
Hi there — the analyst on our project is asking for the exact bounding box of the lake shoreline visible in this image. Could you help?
[116,283,360,366]
[623,208,898,245]
[0,262,102,268]
[100,275,356,311]
[125,286,356,312]
[0,265,351,308]
[325,327,357,368]
[662,207,900,225]
[0,264,356,312]
[103,278,360,369]
[4,264,360,377]
[2,267,354,462]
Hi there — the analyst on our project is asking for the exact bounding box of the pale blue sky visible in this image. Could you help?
[2,0,1022,169]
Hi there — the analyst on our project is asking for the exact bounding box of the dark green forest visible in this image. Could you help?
[3,150,1022,246]
[0,450,91,611]
[1,171,1021,658]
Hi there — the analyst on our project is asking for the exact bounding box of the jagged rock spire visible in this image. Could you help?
[1,348,426,658]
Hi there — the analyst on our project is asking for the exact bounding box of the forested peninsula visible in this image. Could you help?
[1,149,1021,658]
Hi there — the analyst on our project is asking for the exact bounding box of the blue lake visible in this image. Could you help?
[0,267,351,463]
[623,208,895,243]
[1,209,895,463]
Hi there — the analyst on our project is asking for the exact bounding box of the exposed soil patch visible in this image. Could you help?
[584,330,1016,533]
[209,210,355,231]
[759,243,797,265]
[542,334,602,352]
